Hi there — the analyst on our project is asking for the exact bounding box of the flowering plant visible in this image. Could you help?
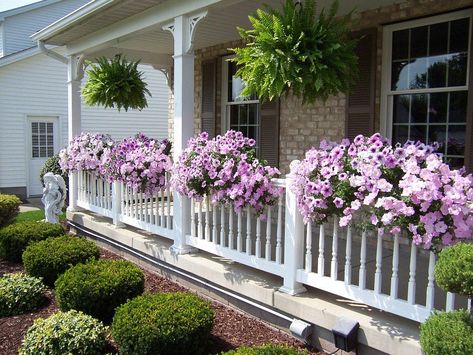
[291,133,473,250]
[100,133,172,196]
[59,132,113,174]
[172,131,282,217]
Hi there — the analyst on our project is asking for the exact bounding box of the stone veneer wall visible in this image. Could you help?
[168,0,471,174]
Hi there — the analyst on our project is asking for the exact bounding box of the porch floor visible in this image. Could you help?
[68,210,422,355]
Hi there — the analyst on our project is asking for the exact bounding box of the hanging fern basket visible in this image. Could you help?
[82,54,151,112]
[231,0,359,104]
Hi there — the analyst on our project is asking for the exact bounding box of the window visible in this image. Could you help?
[222,57,260,153]
[31,122,54,158]
[383,11,471,168]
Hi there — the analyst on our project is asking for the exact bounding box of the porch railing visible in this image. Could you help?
[75,171,465,323]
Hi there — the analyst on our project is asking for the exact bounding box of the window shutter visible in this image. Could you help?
[345,30,377,141]
[201,60,216,138]
[465,28,473,173]
[259,99,280,167]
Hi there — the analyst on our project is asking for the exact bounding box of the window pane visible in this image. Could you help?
[47,135,54,145]
[40,135,46,145]
[449,91,467,123]
[392,125,409,144]
[427,55,447,87]
[410,26,428,58]
[47,123,53,134]
[247,126,258,141]
[447,125,466,156]
[428,125,446,148]
[392,29,409,60]
[32,147,39,158]
[429,92,447,123]
[410,125,427,143]
[229,105,239,126]
[447,52,467,87]
[248,104,258,125]
[31,122,38,133]
[410,94,427,123]
[446,157,464,169]
[39,147,46,157]
[39,122,46,133]
[239,105,248,125]
[393,95,410,123]
[47,147,54,157]
[409,58,428,89]
[450,18,469,53]
[32,134,39,145]
[391,61,409,90]
[429,22,448,56]
[239,126,248,136]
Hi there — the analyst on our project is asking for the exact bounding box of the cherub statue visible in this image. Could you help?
[42,172,67,224]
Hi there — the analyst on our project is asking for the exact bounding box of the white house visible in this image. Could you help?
[0,0,170,199]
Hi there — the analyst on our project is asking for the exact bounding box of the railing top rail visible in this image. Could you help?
[272,178,286,188]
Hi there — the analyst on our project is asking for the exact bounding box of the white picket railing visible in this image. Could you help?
[75,171,465,323]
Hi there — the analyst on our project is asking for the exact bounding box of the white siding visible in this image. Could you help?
[3,0,89,55]
[0,52,169,190]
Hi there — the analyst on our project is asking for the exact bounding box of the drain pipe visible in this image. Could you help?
[37,40,68,64]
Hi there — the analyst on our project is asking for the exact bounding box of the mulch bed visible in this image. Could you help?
[1,248,321,355]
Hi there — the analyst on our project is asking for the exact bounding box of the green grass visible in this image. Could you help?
[15,210,66,223]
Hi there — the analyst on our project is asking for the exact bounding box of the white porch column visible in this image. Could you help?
[67,55,83,212]
[164,12,206,254]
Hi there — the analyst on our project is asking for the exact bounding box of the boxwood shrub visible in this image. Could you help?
[0,194,21,228]
[22,235,100,286]
[112,292,215,355]
[0,273,46,317]
[0,221,63,262]
[420,310,473,355]
[19,310,107,355]
[221,345,306,355]
[55,259,144,322]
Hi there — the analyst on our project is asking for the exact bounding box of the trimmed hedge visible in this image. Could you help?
[0,273,46,317]
[435,243,473,297]
[22,235,100,286]
[0,221,63,262]
[0,194,21,228]
[221,345,306,355]
[55,259,144,322]
[19,310,107,355]
[420,310,473,355]
[112,292,215,355]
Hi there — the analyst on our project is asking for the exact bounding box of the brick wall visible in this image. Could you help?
[169,0,471,174]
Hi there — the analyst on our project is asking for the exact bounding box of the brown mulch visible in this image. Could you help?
[1,247,321,355]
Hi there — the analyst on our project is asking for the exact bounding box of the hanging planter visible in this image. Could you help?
[231,0,358,104]
[82,54,151,112]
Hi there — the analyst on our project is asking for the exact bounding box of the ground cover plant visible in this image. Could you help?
[55,259,145,322]
[222,344,307,354]
[22,235,100,286]
[0,273,46,317]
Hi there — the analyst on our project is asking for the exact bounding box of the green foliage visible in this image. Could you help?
[420,310,473,355]
[22,235,100,287]
[0,194,21,228]
[82,54,151,111]
[0,273,46,317]
[112,292,215,355]
[435,243,473,297]
[231,0,358,104]
[55,259,145,322]
[221,344,306,355]
[0,221,63,262]
[39,154,68,190]
[20,310,107,355]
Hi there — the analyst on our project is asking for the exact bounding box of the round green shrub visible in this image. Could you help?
[55,259,144,322]
[222,344,306,355]
[0,221,63,262]
[22,235,100,286]
[0,194,21,228]
[39,154,68,191]
[20,310,107,355]
[435,243,473,297]
[420,310,473,355]
[112,292,215,355]
[0,273,46,317]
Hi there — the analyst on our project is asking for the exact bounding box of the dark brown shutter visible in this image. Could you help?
[345,29,377,141]
[465,25,473,173]
[259,99,280,167]
[201,60,216,137]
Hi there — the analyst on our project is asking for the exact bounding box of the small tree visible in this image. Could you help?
[435,243,473,318]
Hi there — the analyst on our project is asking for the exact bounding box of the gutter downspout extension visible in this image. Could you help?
[37,40,68,64]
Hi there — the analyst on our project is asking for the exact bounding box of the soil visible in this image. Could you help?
[1,248,322,355]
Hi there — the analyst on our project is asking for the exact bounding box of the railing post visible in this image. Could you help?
[279,174,307,295]
[112,181,124,228]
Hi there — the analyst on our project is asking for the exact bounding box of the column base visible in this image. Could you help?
[279,284,307,296]
[170,244,197,255]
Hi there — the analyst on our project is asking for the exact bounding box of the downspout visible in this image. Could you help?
[37,40,68,64]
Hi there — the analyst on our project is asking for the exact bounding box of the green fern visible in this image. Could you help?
[82,54,151,112]
[231,0,358,104]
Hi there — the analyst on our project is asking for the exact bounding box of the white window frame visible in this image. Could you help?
[221,55,261,146]
[380,8,473,148]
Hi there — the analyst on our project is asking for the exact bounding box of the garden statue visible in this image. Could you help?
[42,172,67,223]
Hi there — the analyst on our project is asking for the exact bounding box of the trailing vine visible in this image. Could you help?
[231,0,358,104]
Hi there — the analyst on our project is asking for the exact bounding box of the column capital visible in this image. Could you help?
[162,11,207,55]
[67,54,86,82]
